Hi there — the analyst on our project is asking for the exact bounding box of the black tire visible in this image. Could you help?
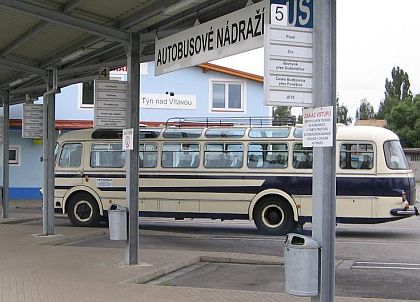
[254,197,296,235]
[67,193,101,226]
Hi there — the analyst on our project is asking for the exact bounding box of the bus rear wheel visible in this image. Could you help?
[254,197,296,235]
[68,193,101,226]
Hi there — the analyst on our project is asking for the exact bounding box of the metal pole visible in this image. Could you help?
[125,32,140,265]
[42,78,49,234]
[47,69,56,235]
[1,91,10,218]
[42,69,56,235]
[312,0,336,302]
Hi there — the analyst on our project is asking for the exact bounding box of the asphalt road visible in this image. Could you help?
[17,206,420,300]
[57,216,420,300]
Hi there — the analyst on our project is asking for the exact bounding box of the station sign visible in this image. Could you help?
[140,94,196,110]
[155,1,268,75]
[94,80,127,129]
[264,0,314,107]
[22,104,43,138]
[270,0,313,28]
[98,66,110,80]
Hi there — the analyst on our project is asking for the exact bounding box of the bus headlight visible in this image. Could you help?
[402,191,409,209]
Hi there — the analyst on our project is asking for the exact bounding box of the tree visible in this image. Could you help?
[272,106,296,125]
[337,99,352,125]
[355,98,375,120]
[376,66,413,119]
[387,100,417,147]
[273,106,291,118]
[414,95,420,147]
[377,67,420,147]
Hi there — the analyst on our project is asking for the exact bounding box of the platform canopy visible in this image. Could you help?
[0,0,258,105]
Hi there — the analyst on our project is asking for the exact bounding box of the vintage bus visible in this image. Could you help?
[53,124,417,235]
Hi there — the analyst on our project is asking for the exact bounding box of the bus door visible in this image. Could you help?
[337,142,375,218]
[56,143,84,188]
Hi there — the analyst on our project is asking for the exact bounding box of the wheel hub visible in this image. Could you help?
[74,201,93,222]
[262,205,284,228]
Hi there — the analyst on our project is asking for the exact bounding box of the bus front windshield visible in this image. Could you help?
[384,140,409,170]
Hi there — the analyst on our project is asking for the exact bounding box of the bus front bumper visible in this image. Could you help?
[390,206,419,217]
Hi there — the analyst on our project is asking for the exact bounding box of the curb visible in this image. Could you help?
[0,217,42,225]
[34,230,107,246]
[122,254,283,285]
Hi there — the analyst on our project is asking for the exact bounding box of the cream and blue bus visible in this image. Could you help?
[54,123,417,235]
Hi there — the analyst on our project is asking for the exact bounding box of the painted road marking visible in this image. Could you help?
[352,261,420,270]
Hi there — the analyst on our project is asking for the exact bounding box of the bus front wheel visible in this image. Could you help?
[67,193,101,226]
[254,197,296,235]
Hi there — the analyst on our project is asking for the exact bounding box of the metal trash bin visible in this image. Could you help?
[284,233,319,296]
[108,204,127,241]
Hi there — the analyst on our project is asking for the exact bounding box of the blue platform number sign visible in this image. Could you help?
[270,0,313,28]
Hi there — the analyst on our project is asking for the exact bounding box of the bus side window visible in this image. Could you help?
[162,143,199,168]
[248,154,260,168]
[204,143,243,168]
[292,144,313,169]
[90,143,124,168]
[340,143,374,170]
[140,143,157,168]
[249,143,288,169]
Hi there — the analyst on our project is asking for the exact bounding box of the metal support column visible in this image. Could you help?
[125,32,140,265]
[1,90,10,218]
[42,68,57,235]
[312,0,336,302]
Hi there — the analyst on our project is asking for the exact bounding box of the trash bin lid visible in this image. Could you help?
[109,204,127,211]
[285,233,319,249]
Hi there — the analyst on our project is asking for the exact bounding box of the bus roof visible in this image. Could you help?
[56,125,400,143]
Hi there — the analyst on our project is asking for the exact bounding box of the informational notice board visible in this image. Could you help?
[22,104,43,139]
[94,80,127,129]
[302,106,333,147]
[264,0,314,107]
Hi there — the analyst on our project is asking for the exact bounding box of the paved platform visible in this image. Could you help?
[0,200,411,302]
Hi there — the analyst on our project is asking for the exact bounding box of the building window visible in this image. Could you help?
[82,81,94,106]
[9,146,20,165]
[210,80,245,112]
[79,76,123,109]
[79,81,94,108]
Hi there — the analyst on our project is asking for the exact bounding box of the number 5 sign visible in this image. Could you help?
[122,128,134,151]
[270,0,313,28]
[271,3,288,26]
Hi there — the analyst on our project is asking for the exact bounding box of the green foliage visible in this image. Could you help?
[272,106,297,125]
[380,67,419,147]
[355,98,375,120]
[273,106,291,118]
[337,99,352,125]
[376,66,413,119]
[387,100,417,147]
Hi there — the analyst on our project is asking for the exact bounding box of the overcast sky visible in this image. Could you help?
[212,0,420,119]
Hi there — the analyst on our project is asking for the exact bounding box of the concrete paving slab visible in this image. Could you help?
[0,201,415,302]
